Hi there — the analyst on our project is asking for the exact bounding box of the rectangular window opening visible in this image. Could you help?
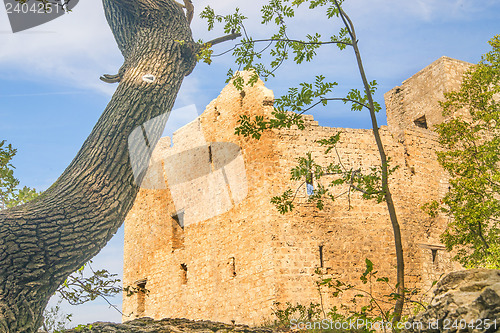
[180,263,188,284]
[431,249,438,264]
[172,210,185,251]
[229,257,236,277]
[417,244,445,268]
[135,278,147,317]
[319,245,324,268]
[208,144,213,164]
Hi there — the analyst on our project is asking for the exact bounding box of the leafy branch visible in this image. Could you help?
[422,35,500,269]
[56,261,123,315]
[0,140,39,210]
[271,133,399,214]
[202,0,406,322]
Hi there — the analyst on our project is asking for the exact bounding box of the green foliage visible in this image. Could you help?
[270,189,295,214]
[200,6,247,34]
[268,261,434,332]
[0,140,40,210]
[123,283,150,297]
[276,75,338,112]
[200,0,352,83]
[0,140,18,210]
[316,260,426,332]
[270,132,399,213]
[74,324,93,332]
[5,186,40,209]
[317,131,341,154]
[57,261,121,306]
[196,41,214,65]
[209,1,392,213]
[420,200,441,218]
[345,81,381,112]
[429,35,500,268]
[234,115,269,140]
[42,260,124,330]
[272,301,322,327]
[42,299,73,333]
[235,76,335,139]
[199,0,375,137]
[268,260,434,332]
[205,0,379,143]
[203,0,405,320]
[291,152,324,182]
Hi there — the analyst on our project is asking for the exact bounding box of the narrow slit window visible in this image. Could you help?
[417,244,445,268]
[180,263,188,284]
[172,211,185,251]
[414,115,428,129]
[229,257,236,277]
[136,279,147,317]
[319,245,324,268]
[431,249,438,264]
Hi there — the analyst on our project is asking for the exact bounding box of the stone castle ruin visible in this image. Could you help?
[122,57,471,324]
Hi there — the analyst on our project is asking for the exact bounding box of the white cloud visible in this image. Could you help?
[0,1,121,95]
[0,0,497,93]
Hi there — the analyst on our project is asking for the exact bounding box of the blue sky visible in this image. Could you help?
[0,0,499,327]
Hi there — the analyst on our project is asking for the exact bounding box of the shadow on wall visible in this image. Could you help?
[128,113,248,228]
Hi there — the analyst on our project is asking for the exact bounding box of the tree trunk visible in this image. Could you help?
[351,38,405,321]
[334,1,405,322]
[0,1,197,331]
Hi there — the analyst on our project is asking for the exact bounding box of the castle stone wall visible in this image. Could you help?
[123,58,467,324]
[123,74,283,323]
[385,56,471,140]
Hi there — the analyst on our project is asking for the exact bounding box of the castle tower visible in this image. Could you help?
[385,56,472,140]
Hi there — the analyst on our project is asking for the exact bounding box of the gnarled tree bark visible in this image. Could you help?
[0,1,198,331]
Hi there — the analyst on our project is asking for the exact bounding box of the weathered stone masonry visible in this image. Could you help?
[122,57,471,324]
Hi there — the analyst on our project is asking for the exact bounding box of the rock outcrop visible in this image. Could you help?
[63,317,276,333]
[403,269,500,332]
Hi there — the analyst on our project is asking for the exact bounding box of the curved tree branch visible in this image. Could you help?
[240,38,351,47]
[204,33,242,47]
[0,1,197,331]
